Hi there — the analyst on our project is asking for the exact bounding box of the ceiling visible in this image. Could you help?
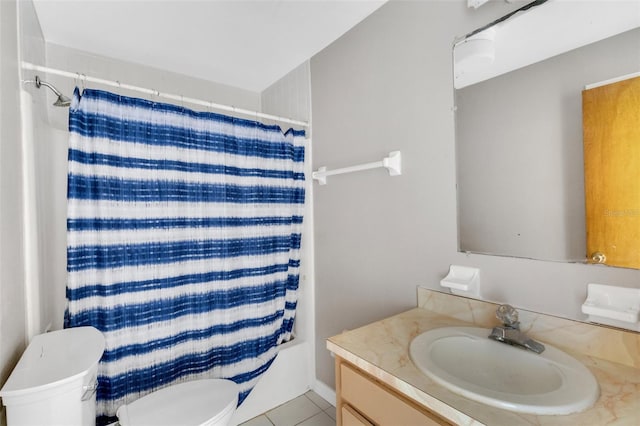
[32,0,387,92]
[454,0,640,89]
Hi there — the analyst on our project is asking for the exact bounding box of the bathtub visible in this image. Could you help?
[231,338,312,424]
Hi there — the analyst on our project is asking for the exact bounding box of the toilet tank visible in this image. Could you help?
[0,327,105,426]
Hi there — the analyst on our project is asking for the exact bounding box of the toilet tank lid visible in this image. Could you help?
[0,327,105,397]
[117,379,239,426]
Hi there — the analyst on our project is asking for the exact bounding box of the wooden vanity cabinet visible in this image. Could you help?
[334,357,451,426]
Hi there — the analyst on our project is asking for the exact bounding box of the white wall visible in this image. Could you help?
[18,0,54,338]
[261,61,311,125]
[310,0,640,389]
[0,1,26,424]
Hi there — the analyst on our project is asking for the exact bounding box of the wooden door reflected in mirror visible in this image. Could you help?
[583,75,640,268]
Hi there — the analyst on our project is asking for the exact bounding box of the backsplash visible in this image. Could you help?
[418,287,640,368]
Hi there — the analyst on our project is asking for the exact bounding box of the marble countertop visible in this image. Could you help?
[327,297,640,425]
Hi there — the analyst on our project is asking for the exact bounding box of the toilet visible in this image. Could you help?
[0,327,105,426]
[0,327,239,426]
[116,379,238,426]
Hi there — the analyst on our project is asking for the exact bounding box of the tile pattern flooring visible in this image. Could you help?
[240,391,336,426]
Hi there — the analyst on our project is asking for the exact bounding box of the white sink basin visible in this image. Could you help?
[409,327,599,415]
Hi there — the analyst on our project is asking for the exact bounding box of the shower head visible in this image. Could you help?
[24,75,71,107]
[53,93,72,107]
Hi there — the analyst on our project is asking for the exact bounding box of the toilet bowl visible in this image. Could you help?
[1,327,239,426]
[116,379,239,426]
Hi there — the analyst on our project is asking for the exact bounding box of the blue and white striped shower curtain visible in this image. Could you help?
[64,88,305,424]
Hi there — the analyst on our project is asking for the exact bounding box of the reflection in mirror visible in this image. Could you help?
[583,75,640,269]
[454,0,640,267]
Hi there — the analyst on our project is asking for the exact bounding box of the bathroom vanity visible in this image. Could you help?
[327,289,640,425]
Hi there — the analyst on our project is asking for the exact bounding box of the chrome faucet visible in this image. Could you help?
[488,304,545,354]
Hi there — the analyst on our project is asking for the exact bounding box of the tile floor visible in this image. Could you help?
[239,391,336,426]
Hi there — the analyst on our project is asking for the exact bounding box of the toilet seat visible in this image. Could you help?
[117,379,238,426]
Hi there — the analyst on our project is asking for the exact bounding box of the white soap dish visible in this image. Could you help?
[440,265,480,298]
[581,283,640,332]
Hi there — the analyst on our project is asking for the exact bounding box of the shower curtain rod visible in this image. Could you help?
[21,62,309,128]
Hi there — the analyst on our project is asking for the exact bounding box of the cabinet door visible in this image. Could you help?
[583,75,640,268]
[340,362,448,426]
[342,405,373,426]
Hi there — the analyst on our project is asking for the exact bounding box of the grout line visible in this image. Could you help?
[304,393,325,411]
[293,411,322,426]
[301,410,335,426]
[293,395,330,426]
[261,393,333,426]
[305,391,334,411]
[240,414,274,426]
[308,393,330,413]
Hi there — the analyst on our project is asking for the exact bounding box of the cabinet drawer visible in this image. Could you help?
[340,363,446,426]
[342,404,373,426]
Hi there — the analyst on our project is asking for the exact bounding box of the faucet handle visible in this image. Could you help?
[496,304,519,327]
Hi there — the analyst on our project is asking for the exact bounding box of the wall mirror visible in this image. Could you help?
[454,0,640,269]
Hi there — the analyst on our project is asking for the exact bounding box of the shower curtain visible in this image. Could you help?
[64,88,305,424]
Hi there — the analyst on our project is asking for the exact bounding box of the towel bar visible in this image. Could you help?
[312,151,401,185]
